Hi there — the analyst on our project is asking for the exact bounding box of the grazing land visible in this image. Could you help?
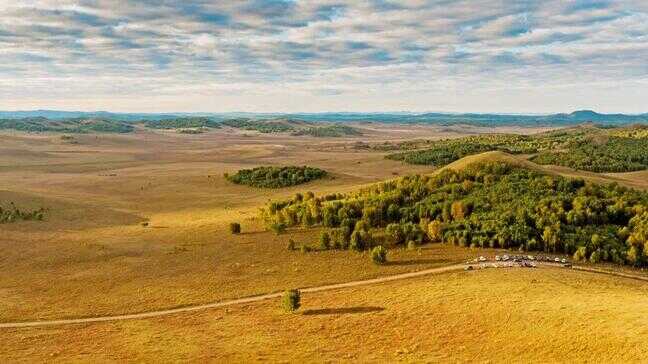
[1,267,647,362]
[1,122,647,362]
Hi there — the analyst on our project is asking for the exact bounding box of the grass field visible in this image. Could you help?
[1,124,647,362]
[2,267,646,362]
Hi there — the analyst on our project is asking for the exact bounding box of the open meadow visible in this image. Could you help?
[1,123,647,362]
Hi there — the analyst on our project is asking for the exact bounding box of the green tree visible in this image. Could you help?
[282,289,301,312]
[371,246,387,265]
[319,231,331,250]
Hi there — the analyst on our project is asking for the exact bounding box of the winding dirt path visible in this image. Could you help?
[2,263,645,329]
[0,264,464,329]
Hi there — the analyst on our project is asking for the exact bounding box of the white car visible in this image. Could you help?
[554,257,560,262]
[479,256,487,262]
[502,255,509,261]
[528,255,535,260]
[561,258,567,264]
[495,255,501,261]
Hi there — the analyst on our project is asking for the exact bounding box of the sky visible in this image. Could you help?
[0,0,647,114]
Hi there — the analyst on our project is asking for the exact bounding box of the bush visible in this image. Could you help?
[319,231,331,250]
[282,289,301,312]
[287,239,296,251]
[270,222,286,235]
[300,244,312,253]
[371,246,388,265]
[229,222,241,234]
[407,240,417,250]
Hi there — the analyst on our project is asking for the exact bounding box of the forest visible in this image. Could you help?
[221,118,296,133]
[0,117,134,133]
[144,117,221,130]
[259,161,648,267]
[0,202,45,224]
[225,166,328,188]
[387,125,648,173]
[291,125,361,137]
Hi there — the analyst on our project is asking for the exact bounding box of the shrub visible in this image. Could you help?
[300,244,312,253]
[319,231,331,250]
[229,222,241,234]
[407,240,417,250]
[282,289,301,312]
[269,222,286,235]
[287,239,296,251]
[427,220,444,242]
[371,246,387,265]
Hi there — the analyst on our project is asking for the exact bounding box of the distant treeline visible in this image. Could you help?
[0,202,45,224]
[292,125,362,137]
[221,118,297,133]
[225,166,328,188]
[0,117,133,133]
[260,161,648,267]
[144,117,221,130]
[3,109,647,126]
[387,125,648,173]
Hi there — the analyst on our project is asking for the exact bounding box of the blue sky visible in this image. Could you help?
[0,0,647,113]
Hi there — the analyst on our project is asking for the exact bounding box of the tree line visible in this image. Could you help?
[386,126,648,173]
[259,161,648,267]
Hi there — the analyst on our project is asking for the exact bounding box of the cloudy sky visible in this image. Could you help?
[1,0,647,113]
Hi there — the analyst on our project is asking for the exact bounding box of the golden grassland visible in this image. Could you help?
[2,124,547,322]
[1,123,647,361]
[1,267,647,362]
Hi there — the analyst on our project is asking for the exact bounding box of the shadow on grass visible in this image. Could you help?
[302,306,384,316]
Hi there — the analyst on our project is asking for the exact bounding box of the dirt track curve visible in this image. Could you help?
[0,264,464,329]
[1,263,645,329]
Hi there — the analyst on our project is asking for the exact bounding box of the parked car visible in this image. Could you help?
[495,255,501,261]
[479,256,487,262]
[502,255,509,261]
[554,257,560,262]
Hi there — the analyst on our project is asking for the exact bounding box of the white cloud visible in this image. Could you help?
[0,0,646,113]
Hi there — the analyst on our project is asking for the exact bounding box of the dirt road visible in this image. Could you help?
[0,264,465,329]
[2,262,645,329]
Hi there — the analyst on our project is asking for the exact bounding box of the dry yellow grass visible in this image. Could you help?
[1,124,647,362]
[1,267,646,363]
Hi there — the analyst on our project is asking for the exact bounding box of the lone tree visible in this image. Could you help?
[371,246,387,265]
[282,289,301,313]
[229,222,241,234]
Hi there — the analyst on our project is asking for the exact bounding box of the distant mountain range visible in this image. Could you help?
[0,109,647,126]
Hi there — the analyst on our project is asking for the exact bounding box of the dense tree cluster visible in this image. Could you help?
[221,118,296,133]
[0,117,133,133]
[144,117,221,130]
[0,202,45,224]
[531,136,648,172]
[387,126,648,172]
[259,162,648,267]
[292,125,361,137]
[386,134,548,166]
[225,166,327,188]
